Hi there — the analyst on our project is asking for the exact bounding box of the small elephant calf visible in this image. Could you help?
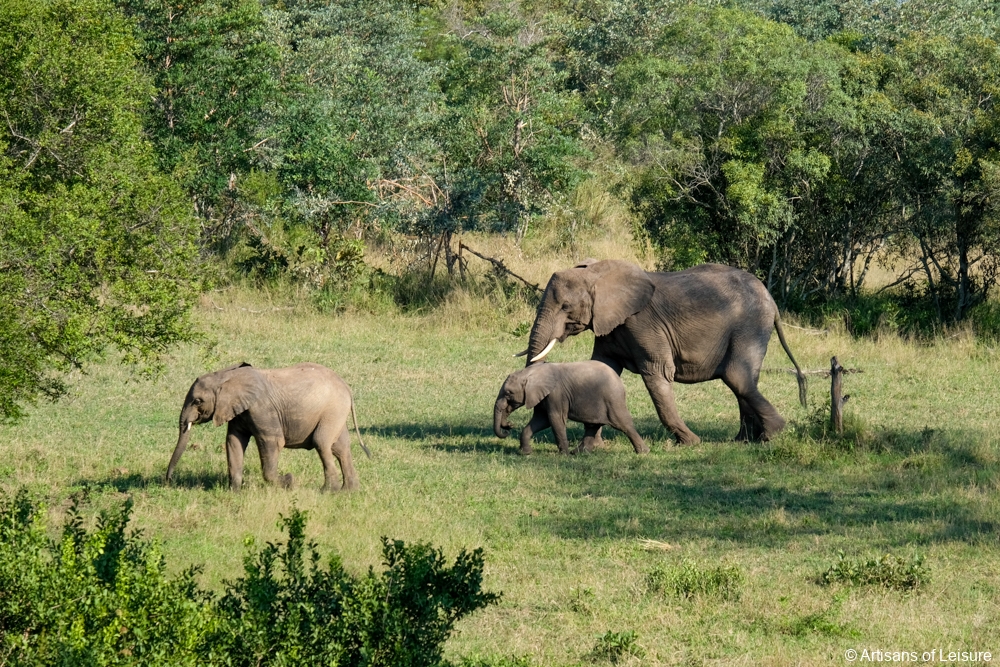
[493,360,648,455]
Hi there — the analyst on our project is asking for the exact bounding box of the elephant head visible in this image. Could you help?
[517,260,655,363]
[165,362,261,483]
[493,365,557,438]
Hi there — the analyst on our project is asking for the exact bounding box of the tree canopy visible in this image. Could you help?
[0,0,199,422]
[3,0,1000,419]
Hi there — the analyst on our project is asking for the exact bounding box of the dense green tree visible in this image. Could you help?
[435,6,585,240]
[245,0,442,284]
[0,0,200,422]
[738,0,1000,44]
[874,34,1000,322]
[606,9,854,277]
[117,0,279,242]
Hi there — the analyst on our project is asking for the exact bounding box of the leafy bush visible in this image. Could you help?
[780,594,858,638]
[212,509,500,667]
[821,551,930,591]
[0,489,212,666]
[647,559,744,601]
[0,489,500,666]
[588,630,645,664]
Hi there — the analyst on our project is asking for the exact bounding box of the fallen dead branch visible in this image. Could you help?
[207,300,296,314]
[458,242,543,292]
[764,367,863,378]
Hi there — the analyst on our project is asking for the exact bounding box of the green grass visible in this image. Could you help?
[3,290,1000,665]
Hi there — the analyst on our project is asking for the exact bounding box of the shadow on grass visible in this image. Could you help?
[516,425,1000,548]
[369,416,735,454]
[372,416,997,548]
[79,469,229,492]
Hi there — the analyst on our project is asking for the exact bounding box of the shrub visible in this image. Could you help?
[820,550,929,591]
[647,559,744,601]
[0,489,212,666]
[212,509,501,667]
[0,490,500,667]
[588,630,645,664]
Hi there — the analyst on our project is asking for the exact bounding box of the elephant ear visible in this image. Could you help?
[590,261,655,337]
[213,367,265,426]
[523,366,558,409]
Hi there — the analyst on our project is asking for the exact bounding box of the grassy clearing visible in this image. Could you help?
[3,284,1000,665]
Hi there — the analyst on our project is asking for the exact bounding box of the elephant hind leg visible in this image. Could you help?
[735,396,765,441]
[725,374,785,441]
[607,402,649,454]
[315,422,358,492]
[315,434,343,492]
[257,435,292,488]
[576,424,602,454]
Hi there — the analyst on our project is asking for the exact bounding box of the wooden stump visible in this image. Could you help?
[830,356,845,434]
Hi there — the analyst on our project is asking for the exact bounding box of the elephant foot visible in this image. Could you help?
[674,431,701,446]
[281,473,294,490]
[760,415,787,441]
[518,445,533,456]
[633,443,650,454]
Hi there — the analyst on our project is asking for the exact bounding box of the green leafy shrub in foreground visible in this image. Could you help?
[821,550,929,591]
[0,489,499,666]
[0,489,211,665]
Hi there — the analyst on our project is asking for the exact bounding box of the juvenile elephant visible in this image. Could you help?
[165,362,371,492]
[516,260,807,444]
[494,360,648,455]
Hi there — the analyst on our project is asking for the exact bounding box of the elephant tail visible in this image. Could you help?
[350,397,372,459]
[774,314,808,408]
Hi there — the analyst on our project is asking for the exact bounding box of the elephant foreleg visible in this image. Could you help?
[257,435,291,489]
[641,373,700,445]
[519,410,551,455]
[547,411,571,454]
[225,428,251,492]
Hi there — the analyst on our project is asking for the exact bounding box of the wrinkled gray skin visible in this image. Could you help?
[520,260,807,444]
[165,362,371,492]
[494,360,648,455]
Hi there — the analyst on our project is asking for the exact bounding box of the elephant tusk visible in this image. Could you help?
[185,422,191,432]
[530,338,558,362]
[512,348,529,358]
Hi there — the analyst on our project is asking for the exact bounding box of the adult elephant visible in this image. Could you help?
[165,362,371,491]
[515,260,807,444]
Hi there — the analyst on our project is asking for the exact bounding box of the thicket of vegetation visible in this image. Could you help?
[3,0,1000,420]
[0,488,498,666]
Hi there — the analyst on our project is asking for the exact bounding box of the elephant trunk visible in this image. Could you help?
[166,410,196,483]
[525,297,560,366]
[494,398,512,438]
